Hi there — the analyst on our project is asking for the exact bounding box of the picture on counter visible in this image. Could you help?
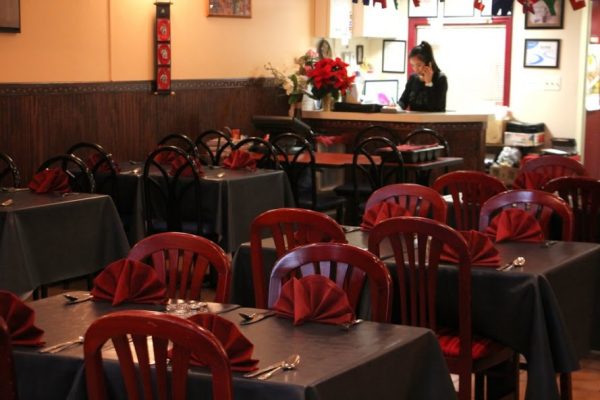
[408,0,438,18]
[524,39,560,68]
[317,38,333,59]
[356,45,364,65]
[207,0,251,18]
[0,0,20,32]
[443,0,475,17]
[481,0,513,16]
[382,40,406,73]
[525,0,563,29]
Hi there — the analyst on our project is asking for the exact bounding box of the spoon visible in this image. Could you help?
[339,319,364,331]
[257,354,301,380]
[502,256,526,272]
[239,312,257,321]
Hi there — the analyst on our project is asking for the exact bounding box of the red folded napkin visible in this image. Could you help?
[28,168,71,194]
[315,135,345,146]
[86,153,120,173]
[484,208,544,243]
[273,275,355,326]
[0,290,45,346]
[441,230,500,267]
[182,314,258,372]
[91,259,167,306]
[222,150,257,171]
[169,155,203,177]
[396,143,438,151]
[153,148,179,165]
[361,202,411,231]
[512,171,553,190]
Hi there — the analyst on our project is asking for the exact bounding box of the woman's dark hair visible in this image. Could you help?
[409,41,440,74]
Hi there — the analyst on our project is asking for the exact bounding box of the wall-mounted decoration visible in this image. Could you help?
[480,0,513,16]
[382,40,406,73]
[524,39,560,68]
[525,0,564,29]
[585,43,600,111]
[443,0,475,17]
[0,0,20,32]
[408,0,438,17]
[317,39,333,60]
[155,2,172,95]
[356,45,364,65]
[208,0,251,18]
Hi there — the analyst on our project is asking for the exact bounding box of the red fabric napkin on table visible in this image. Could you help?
[396,143,438,152]
[91,259,167,306]
[182,314,258,372]
[86,153,120,173]
[0,291,45,346]
[153,148,179,165]
[484,208,544,243]
[361,202,411,231]
[441,230,500,267]
[28,168,71,194]
[222,150,257,171]
[169,155,203,177]
[273,275,355,326]
[512,171,553,190]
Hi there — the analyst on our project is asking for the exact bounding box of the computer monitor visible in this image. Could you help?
[362,80,399,105]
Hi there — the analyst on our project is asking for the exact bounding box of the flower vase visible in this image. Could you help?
[288,102,302,118]
[321,94,335,112]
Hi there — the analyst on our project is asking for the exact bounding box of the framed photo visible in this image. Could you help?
[481,0,513,16]
[525,0,563,29]
[356,45,364,65]
[382,40,406,73]
[408,0,438,18]
[524,39,560,68]
[0,0,20,32]
[443,0,475,17]
[207,0,251,18]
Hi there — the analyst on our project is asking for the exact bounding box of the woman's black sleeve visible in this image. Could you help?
[426,74,448,112]
[398,78,412,110]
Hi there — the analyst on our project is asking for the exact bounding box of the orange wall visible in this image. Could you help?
[1,0,313,83]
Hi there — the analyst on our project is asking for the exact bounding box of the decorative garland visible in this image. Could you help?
[353,0,586,12]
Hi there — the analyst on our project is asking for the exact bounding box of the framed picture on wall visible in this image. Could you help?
[481,0,513,16]
[0,0,20,32]
[382,40,406,73]
[525,0,564,29]
[207,0,251,18]
[524,39,560,68]
[408,0,438,18]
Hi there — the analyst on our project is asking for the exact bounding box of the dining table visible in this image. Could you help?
[12,293,457,400]
[0,189,129,296]
[115,163,294,251]
[230,229,600,400]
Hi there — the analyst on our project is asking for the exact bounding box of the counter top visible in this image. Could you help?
[302,110,491,124]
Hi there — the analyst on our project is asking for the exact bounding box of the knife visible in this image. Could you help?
[239,311,276,325]
[243,358,285,378]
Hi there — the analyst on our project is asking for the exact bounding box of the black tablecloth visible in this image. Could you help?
[118,165,294,251]
[231,232,600,400]
[0,190,129,295]
[13,294,456,400]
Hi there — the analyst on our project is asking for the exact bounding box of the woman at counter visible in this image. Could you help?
[399,41,448,112]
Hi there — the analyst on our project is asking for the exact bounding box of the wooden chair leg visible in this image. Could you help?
[559,372,572,400]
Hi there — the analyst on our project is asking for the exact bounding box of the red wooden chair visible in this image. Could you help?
[479,190,573,241]
[84,310,233,400]
[364,183,448,223]
[250,208,347,309]
[0,317,18,400]
[368,217,515,400]
[433,171,507,230]
[268,243,392,323]
[521,155,587,177]
[128,232,231,302]
[543,176,600,243]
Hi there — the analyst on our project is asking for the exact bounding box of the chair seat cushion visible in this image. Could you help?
[437,329,506,360]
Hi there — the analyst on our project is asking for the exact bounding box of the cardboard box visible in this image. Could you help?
[489,164,519,186]
[504,131,545,147]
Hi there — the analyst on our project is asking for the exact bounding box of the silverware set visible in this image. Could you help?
[63,293,93,305]
[497,256,526,272]
[244,354,301,380]
[39,336,84,354]
[238,311,276,325]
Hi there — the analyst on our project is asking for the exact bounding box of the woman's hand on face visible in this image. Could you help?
[421,63,434,84]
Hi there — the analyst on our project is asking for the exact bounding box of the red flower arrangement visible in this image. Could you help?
[306,57,355,100]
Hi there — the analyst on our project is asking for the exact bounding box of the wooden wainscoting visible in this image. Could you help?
[0,79,288,182]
